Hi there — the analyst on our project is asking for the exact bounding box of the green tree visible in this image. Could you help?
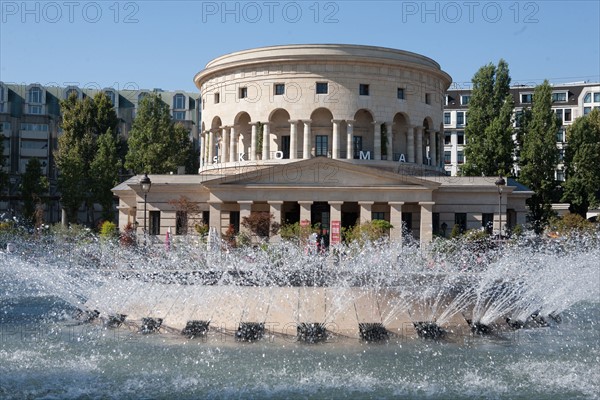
[125,94,193,174]
[561,108,600,217]
[90,128,122,221]
[55,92,119,224]
[19,158,49,224]
[518,80,561,233]
[461,60,514,177]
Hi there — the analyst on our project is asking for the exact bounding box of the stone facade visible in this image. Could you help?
[114,45,532,246]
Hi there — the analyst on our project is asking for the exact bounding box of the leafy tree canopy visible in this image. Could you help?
[461,59,514,177]
[125,94,193,174]
[561,108,600,216]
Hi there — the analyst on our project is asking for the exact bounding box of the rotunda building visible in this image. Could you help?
[194,44,451,168]
[114,45,531,246]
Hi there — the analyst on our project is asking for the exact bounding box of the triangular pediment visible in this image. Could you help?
[202,158,440,189]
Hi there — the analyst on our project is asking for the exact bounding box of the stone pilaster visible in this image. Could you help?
[373,121,381,161]
[346,120,354,160]
[389,202,404,243]
[289,120,298,160]
[419,201,435,247]
[358,201,374,224]
[332,119,341,159]
[262,122,270,160]
[302,120,312,159]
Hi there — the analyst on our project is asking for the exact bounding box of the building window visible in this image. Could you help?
[521,93,533,104]
[556,170,565,181]
[21,123,48,131]
[425,93,431,104]
[239,87,248,99]
[397,88,405,100]
[584,93,592,103]
[176,211,188,235]
[353,136,362,159]
[316,82,328,94]
[149,211,160,235]
[556,128,565,143]
[444,131,451,144]
[105,90,115,106]
[444,151,451,164]
[372,212,385,221]
[455,213,467,233]
[214,93,220,104]
[173,94,185,109]
[555,109,563,122]
[27,105,43,115]
[456,112,465,126]
[274,83,285,96]
[482,213,493,234]
[359,84,369,96]
[593,92,600,102]
[551,92,567,102]
[457,131,465,145]
[564,109,572,122]
[444,112,451,125]
[558,148,564,161]
[28,87,43,103]
[457,150,464,164]
[315,135,328,156]
[584,107,591,115]
[461,95,470,105]
[173,111,186,120]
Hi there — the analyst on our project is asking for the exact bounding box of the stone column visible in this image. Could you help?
[289,120,298,160]
[262,122,270,160]
[332,119,341,159]
[229,126,237,163]
[250,122,258,161]
[419,201,434,247]
[373,122,381,161]
[329,201,343,223]
[302,120,312,159]
[208,129,215,164]
[268,201,283,242]
[389,202,404,243]
[358,201,374,224]
[430,130,437,167]
[386,122,393,161]
[208,201,222,234]
[407,127,415,163]
[346,120,354,160]
[238,201,253,236]
[298,201,313,224]
[415,127,423,165]
[221,127,229,163]
[200,131,206,168]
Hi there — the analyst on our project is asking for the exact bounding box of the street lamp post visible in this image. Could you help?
[495,175,506,238]
[140,174,152,239]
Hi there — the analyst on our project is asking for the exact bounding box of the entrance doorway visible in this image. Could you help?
[311,202,330,246]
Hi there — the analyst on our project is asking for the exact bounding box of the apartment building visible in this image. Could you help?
[0,82,201,222]
[443,82,600,177]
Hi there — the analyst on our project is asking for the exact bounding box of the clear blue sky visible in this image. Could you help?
[1,1,599,93]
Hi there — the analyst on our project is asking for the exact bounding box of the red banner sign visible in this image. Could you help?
[330,220,341,245]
